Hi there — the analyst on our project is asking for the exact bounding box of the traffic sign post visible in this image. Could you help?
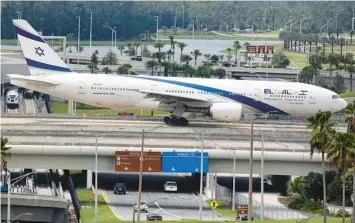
[89,193,93,206]
[161,152,209,173]
[115,151,161,172]
[210,200,218,221]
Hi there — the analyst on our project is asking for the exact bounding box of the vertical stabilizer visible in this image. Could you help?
[12,19,72,75]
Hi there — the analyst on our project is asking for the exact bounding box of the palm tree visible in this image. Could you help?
[1,137,11,184]
[117,45,125,56]
[329,37,336,54]
[321,37,328,52]
[181,54,192,67]
[339,38,345,56]
[243,42,250,63]
[177,42,187,65]
[344,53,354,92]
[327,132,354,223]
[145,60,159,75]
[345,102,355,223]
[308,34,313,53]
[169,35,174,51]
[166,50,174,62]
[307,111,335,223]
[191,49,202,67]
[233,41,242,63]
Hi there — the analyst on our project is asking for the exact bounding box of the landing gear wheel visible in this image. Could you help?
[164,116,189,126]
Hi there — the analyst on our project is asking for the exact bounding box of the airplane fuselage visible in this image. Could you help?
[10,73,347,116]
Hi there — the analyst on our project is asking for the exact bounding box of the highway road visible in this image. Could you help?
[101,173,228,221]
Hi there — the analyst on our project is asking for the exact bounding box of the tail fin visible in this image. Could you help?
[13,19,72,75]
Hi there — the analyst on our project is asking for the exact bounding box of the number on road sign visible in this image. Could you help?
[210,200,218,209]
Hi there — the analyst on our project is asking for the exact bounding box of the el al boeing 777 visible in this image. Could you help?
[7,19,347,126]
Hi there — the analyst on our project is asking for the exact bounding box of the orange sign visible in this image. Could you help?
[237,204,248,214]
[115,151,161,172]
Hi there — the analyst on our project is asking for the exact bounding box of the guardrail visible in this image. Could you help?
[0,112,347,125]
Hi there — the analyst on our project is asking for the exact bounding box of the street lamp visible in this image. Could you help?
[136,124,164,223]
[94,131,113,223]
[154,16,159,43]
[89,12,93,55]
[104,25,115,50]
[77,16,80,65]
[191,20,195,53]
[299,17,310,33]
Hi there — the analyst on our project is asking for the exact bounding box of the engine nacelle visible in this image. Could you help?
[209,102,243,122]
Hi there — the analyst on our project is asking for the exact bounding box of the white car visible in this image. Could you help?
[135,201,148,213]
[164,181,178,192]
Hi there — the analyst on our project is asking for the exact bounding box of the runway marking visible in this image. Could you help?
[154,201,181,220]
[102,190,123,220]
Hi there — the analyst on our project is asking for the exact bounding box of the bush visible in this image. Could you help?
[336,209,351,217]
[288,198,329,215]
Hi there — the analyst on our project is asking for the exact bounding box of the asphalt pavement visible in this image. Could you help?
[100,173,227,221]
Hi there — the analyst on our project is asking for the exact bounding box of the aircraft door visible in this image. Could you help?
[78,81,86,94]
[309,95,316,104]
[254,88,262,101]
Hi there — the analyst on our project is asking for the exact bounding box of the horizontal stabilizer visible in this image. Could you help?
[7,74,60,87]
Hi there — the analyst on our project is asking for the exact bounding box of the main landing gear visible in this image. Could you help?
[163,116,189,126]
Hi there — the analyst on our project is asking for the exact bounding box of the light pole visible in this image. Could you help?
[77,16,80,65]
[113,27,117,48]
[89,12,93,55]
[191,20,195,53]
[199,131,204,221]
[94,131,112,223]
[136,124,164,223]
[299,17,310,33]
[154,16,159,43]
[247,118,254,222]
[182,4,185,29]
[104,25,115,51]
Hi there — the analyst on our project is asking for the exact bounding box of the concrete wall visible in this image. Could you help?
[1,194,68,223]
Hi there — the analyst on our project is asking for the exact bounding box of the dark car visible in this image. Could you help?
[146,213,162,221]
[236,215,253,221]
[113,183,126,194]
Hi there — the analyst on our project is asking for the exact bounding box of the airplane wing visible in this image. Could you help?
[137,89,209,102]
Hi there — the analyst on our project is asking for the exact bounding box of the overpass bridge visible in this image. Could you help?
[7,145,332,176]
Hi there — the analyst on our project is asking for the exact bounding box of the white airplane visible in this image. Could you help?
[7,19,348,126]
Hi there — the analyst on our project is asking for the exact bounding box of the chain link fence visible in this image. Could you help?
[214,182,313,220]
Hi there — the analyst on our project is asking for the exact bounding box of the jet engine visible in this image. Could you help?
[209,102,243,122]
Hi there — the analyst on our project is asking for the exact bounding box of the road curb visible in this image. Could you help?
[102,190,123,220]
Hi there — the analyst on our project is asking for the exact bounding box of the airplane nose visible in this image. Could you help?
[340,99,348,110]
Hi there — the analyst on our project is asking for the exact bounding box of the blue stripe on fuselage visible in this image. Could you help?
[127,75,289,115]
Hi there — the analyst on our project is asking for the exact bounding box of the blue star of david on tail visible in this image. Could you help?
[34,47,44,56]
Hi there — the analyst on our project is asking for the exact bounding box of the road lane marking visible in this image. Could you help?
[154,201,181,219]
[102,190,123,220]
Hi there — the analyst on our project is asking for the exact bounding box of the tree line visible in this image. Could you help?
[287,104,355,223]
[1,1,354,40]
[279,31,354,93]
[87,36,228,79]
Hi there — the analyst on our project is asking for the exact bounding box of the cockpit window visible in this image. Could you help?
[332,95,339,99]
